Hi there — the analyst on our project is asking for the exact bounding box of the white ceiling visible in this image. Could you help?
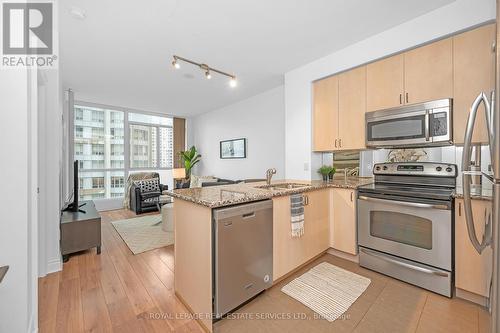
[60,0,454,117]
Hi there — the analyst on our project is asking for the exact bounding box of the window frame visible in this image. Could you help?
[70,101,175,200]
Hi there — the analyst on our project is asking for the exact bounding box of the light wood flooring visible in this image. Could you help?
[39,209,491,333]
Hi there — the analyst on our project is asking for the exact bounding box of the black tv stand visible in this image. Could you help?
[62,202,87,214]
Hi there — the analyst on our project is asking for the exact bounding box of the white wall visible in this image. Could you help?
[284,0,496,180]
[192,86,285,180]
[38,69,63,276]
[0,68,38,332]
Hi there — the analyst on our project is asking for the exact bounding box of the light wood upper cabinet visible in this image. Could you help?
[453,23,495,144]
[273,190,330,281]
[338,66,367,150]
[313,75,338,151]
[404,38,453,104]
[330,188,357,255]
[455,199,493,297]
[366,54,404,112]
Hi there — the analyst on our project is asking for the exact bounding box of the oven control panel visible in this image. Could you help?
[373,162,457,177]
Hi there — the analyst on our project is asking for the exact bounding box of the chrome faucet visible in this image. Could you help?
[266,168,277,185]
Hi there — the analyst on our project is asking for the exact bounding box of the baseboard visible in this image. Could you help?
[29,312,37,333]
[455,288,489,307]
[326,248,359,263]
[39,257,62,277]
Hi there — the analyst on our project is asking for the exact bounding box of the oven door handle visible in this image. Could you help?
[360,248,449,277]
[358,195,449,210]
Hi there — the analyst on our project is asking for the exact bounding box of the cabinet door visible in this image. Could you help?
[453,24,495,144]
[404,38,453,104]
[304,189,330,258]
[331,189,357,255]
[366,54,404,112]
[313,75,338,151]
[455,199,492,297]
[338,66,367,150]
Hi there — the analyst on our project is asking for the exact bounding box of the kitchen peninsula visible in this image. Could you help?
[165,178,373,332]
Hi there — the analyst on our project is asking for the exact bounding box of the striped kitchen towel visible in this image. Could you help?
[290,194,305,237]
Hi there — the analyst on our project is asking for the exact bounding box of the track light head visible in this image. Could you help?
[172,58,180,69]
[229,76,237,88]
[205,70,212,79]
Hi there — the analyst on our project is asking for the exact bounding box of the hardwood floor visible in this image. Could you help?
[38,209,204,333]
[39,208,491,333]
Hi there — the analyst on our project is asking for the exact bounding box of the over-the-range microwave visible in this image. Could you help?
[365,98,453,148]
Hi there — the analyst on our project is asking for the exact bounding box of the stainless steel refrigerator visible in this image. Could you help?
[462,3,500,332]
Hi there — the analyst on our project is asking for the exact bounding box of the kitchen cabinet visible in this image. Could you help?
[312,66,367,151]
[453,23,495,144]
[313,75,338,151]
[404,38,453,104]
[455,199,492,297]
[273,190,330,281]
[338,66,367,150]
[366,54,404,112]
[330,188,357,255]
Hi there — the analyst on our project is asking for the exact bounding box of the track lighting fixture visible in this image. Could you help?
[171,55,237,87]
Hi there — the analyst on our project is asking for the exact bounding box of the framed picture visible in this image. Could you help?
[220,138,246,159]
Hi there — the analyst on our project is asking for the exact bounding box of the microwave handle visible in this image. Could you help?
[424,110,430,141]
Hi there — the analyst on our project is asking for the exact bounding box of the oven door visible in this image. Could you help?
[357,193,452,270]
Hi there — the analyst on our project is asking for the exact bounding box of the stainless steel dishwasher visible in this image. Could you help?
[214,199,273,318]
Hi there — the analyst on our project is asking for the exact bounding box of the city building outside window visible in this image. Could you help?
[73,105,173,200]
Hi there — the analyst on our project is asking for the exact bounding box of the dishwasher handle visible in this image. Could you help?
[213,200,273,220]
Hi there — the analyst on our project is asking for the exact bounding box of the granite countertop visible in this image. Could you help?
[164,177,374,208]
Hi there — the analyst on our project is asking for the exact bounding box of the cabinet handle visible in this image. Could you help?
[304,195,309,206]
[399,94,402,104]
[458,202,462,217]
[350,191,353,202]
[334,139,338,148]
[405,92,409,103]
[339,139,342,148]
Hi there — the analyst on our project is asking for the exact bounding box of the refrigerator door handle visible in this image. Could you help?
[462,92,492,254]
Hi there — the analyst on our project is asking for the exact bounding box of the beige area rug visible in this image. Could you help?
[281,262,371,322]
[111,215,173,254]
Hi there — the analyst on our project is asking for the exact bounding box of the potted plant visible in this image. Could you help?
[318,165,333,182]
[329,166,336,182]
[178,146,202,180]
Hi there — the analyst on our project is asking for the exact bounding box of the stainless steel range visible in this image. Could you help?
[357,162,457,297]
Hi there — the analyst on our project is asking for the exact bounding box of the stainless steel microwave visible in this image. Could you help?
[365,99,453,148]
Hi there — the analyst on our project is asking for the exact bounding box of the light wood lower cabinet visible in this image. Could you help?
[273,190,330,281]
[330,188,357,255]
[455,199,492,297]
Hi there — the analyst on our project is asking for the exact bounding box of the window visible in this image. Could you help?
[75,108,83,120]
[92,110,104,123]
[92,144,104,156]
[73,104,172,200]
[75,143,83,155]
[92,177,104,189]
[130,124,157,168]
[75,126,83,138]
[92,127,104,139]
[111,176,124,188]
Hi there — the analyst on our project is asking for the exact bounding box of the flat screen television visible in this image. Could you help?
[63,160,86,213]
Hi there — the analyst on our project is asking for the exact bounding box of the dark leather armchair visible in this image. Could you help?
[130,174,168,214]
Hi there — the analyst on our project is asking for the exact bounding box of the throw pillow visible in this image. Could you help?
[134,178,160,193]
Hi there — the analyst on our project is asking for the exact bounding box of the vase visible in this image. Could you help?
[322,174,328,182]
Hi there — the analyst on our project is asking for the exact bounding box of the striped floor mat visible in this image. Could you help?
[281,262,371,322]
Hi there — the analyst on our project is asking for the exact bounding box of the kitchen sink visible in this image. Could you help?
[257,183,311,191]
